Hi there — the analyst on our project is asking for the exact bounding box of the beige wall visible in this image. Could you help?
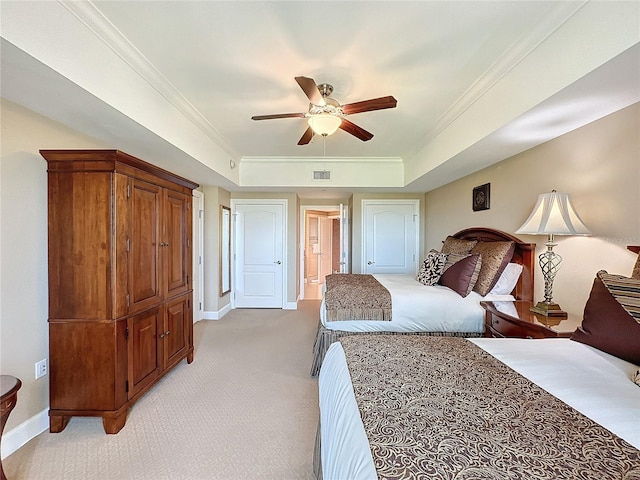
[0,99,109,434]
[201,186,232,316]
[425,102,640,316]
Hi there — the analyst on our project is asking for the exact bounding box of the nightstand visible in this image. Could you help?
[480,300,583,339]
[1,375,21,480]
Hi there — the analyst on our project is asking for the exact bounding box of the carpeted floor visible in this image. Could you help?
[4,300,321,480]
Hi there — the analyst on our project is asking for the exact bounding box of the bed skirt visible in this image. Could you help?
[310,322,483,376]
[313,419,322,480]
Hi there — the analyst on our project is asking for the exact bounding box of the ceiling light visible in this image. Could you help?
[308,114,342,136]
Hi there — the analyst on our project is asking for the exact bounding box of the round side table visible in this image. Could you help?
[0,376,22,480]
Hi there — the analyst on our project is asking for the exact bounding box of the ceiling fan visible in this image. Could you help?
[251,76,397,145]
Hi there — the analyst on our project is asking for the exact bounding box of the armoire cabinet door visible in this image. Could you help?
[128,307,162,399]
[164,190,191,297]
[163,294,190,370]
[128,179,163,314]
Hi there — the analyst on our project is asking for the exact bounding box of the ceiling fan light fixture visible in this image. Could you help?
[308,114,342,136]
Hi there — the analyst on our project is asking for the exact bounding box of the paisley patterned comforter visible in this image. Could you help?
[341,335,640,479]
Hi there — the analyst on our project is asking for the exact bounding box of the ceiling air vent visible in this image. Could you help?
[313,170,331,180]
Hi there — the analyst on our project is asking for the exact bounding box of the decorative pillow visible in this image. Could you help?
[416,249,447,286]
[438,254,482,297]
[488,263,523,296]
[633,369,640,387]
[471,241,516,296]
[632,254,640,279]
[571,270,640,365]
[441,252,469,272]
[441,236,478,255]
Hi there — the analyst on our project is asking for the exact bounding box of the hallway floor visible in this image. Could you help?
[304,281,323,300]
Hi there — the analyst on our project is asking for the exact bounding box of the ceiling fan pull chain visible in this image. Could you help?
[323,135,327,172]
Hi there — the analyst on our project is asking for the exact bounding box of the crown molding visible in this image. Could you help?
[59,0,239,159]
[240,156,404,164]
[411,0,588,156]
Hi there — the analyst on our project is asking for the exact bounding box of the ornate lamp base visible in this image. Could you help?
[530,301,568,318]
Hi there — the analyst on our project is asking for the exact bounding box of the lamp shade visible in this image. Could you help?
[516,191,591,236]
[308,114,342,136]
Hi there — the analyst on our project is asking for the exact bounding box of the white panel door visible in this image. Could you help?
[234,202,284,308]
[192,191,204,322]
[319,216,333,280]
[363,200,419,275]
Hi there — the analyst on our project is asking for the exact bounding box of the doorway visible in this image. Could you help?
[301,206,345,300]
[192,190,204,322]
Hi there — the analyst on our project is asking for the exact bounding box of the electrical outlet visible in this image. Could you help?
[35,359,48,379]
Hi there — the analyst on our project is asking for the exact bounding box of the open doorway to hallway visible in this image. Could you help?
[302,207,341,300]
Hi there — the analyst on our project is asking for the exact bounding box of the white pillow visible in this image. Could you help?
[488,263,523,295]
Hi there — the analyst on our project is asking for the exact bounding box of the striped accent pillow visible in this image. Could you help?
[599,271,640,324]
[571,270,640,364]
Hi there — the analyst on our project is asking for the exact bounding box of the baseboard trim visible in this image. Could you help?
[202,300,298,318]
[1,408,48,460]
[284,301,298,310]
[202,302,232,320]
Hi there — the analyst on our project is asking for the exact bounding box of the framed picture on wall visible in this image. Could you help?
[473,183,490,211]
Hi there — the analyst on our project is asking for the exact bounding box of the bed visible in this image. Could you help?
[315,269,640,479]
[310,227,536,375]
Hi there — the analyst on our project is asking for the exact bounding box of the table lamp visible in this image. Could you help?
[516,190,591,317]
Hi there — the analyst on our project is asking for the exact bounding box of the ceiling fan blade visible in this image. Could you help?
[251,113,306,121]
[295,76,325,106]
[341,96,397,115]
[340,118,374,141]
[297,126,315,145]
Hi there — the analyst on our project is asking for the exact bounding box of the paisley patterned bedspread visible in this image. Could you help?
[341,335,640,479]
[324,274,392,321]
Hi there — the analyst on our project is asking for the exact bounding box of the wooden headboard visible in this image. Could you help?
[452,227,536,302]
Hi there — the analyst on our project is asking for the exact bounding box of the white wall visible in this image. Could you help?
[425,102,640,316]
[0,99,109,455]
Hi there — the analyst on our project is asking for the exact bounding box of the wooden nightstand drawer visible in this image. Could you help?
[481,301,582,339]
[488,313,532,338]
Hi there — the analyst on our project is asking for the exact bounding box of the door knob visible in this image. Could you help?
[367,261,375,265]
[274,260,282,264]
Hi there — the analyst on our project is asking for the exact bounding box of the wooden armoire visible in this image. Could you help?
[41,150,199,434]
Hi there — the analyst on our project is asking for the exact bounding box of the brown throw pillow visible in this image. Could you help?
[471,241,516,296]
[441,236,478,255]
[571,271,640,364]
[438,254,482,297]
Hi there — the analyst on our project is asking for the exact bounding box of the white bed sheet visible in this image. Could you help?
[318,338,640,480]
[320,274,514,333]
